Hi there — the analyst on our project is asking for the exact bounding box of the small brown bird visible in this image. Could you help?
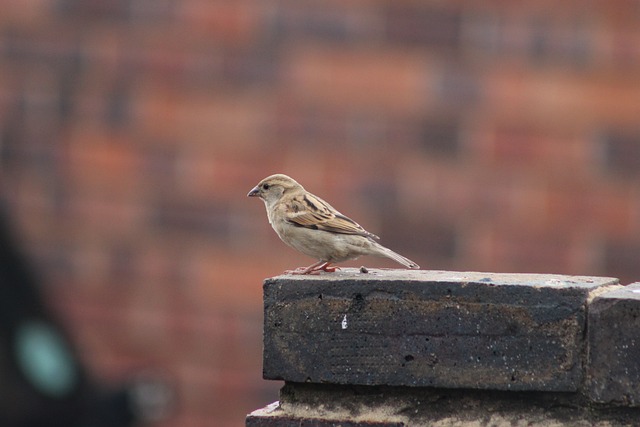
[248,174,420,274]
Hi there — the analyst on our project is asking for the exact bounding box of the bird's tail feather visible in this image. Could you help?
[375,244,420,269]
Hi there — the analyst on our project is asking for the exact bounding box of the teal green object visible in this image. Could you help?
[15,320,79,398]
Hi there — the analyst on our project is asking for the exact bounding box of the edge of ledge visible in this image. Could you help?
[264,268,619,290]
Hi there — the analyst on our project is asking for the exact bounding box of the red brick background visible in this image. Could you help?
[1,1,640,426]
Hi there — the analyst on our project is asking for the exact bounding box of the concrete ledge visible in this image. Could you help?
[588,282,640,406]
[246,383,640,427]
[263,269,618,392]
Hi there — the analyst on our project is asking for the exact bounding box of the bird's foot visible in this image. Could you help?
[284,262,338,275]
[284,266,320,275]
[319,263,339,272]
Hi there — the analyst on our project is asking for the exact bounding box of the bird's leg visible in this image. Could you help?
[284,260,325,275]
[284,261,339,275]
[319,262,338,272]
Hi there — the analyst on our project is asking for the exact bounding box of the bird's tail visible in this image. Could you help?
[375,243,420,269]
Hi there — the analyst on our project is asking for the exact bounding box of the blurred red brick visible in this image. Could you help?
[0,0,52,25]
[285,47,431,113]
[177,0,262,46]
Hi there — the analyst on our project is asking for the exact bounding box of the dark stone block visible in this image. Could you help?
[263,269,617,391]
[588,283,640,405]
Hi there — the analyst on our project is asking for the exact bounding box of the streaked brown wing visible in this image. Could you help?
[285,193,379,239]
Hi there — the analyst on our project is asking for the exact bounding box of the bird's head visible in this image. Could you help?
[247,174,304,206]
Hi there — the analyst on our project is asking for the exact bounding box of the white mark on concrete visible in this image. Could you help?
[263,401,280,414]
[341,314,348,329]
[632,289,640,294]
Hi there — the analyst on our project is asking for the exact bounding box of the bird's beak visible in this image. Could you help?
[247,186,260,197]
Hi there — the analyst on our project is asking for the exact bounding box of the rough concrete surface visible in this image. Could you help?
[263,269,618,392]
[246,383,640,426]
[588,282,640,406]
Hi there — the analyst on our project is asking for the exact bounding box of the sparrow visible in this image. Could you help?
[248,174,420,274]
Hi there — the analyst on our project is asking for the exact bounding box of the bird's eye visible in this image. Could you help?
[262,183,270,190]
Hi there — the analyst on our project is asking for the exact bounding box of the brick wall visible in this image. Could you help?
[1,1,640,426]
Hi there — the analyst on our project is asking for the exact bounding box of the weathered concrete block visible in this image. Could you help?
[263,269,617,391]
[246,399,403,427]
[247,382,640,427]
[588,282,640,405]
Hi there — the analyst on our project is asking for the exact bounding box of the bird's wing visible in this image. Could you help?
[284,192,379,239]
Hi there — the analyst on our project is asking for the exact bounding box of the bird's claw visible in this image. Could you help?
[284,267,321,275]
[284,262,338,275]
